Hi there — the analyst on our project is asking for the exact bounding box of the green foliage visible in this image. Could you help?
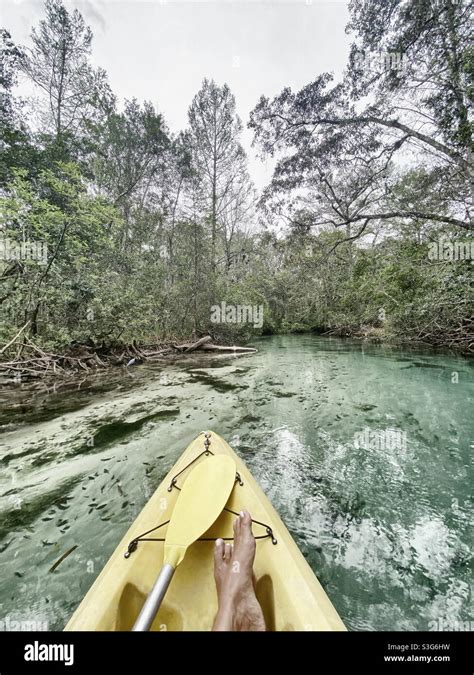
[0,163,123,343]
[0,0,472,356]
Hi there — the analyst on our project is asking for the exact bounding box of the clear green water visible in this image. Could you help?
[0,335,472,631]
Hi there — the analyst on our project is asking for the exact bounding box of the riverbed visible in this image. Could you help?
[0,335,472,631]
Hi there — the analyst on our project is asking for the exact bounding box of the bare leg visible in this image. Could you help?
[212,510,266,631]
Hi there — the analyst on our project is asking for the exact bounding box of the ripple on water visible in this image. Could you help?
[0,335,472,631]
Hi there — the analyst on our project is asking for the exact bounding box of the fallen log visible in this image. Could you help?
[173,342,188,351]
[196,344,257,353]
[184,335,212,353]
[131,340,147,360]
[174,340,256,353]
[0,335,259,382]
[143,348,174,357]
[94,354,107,368]
[129,344,146,361]
[0,321,30,355]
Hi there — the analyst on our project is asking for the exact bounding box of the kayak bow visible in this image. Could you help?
[65,431,346,631]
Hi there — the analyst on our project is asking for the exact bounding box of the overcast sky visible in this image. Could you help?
[1,0,352,189]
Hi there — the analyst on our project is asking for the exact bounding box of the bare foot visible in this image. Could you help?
[212,511,265,631]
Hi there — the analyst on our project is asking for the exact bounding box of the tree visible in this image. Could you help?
[91,99,171,249]
[0,30,39,186]
[0,163,122,341]
[249,0,473,236]
[19,0,113,151]
[188,79,254,268]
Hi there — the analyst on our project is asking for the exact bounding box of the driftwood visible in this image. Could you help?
[197,344,257,353]
[184,335,212,353]
[0,321,30,355]
[174,339,256,353]
[0,332,257,381]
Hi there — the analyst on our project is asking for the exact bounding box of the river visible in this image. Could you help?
[0,334,472,631]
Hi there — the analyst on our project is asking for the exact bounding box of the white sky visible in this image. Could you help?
[1,0,352,190]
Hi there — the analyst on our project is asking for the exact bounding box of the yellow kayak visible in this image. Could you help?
[65,431,346,631]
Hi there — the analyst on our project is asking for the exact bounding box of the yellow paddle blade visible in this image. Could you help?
[164,454,236,568]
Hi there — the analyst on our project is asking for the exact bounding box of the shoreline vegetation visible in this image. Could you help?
[1,1,473,378]
[0,324,471,385]
[321,323,474,355]
[0,331,257,383]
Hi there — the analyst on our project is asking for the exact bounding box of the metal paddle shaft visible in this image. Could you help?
[133,564,174,631]
[132,453,236,631]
